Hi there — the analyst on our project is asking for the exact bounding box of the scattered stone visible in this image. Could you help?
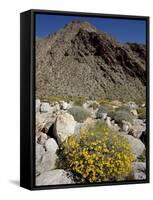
[96,106,108,119]
[42,120,55,134]
[53,113,77,144]
[123,135,145,157]
[60,101,70,110]
[131,109,138,117]
[106,116,112,128]
[121,120,131,132]
[126,101,138,110]
[45,138,58,153]
[40,102,52,113]
[36,169,74,186]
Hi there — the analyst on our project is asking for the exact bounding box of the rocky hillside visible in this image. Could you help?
[36,98,146,185]
[36,20,146,101]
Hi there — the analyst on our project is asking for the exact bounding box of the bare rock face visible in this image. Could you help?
[53,113,77,144]
[36,20,146,101]
[36,170,74,186]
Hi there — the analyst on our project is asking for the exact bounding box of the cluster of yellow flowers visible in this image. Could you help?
[58,121,135,183]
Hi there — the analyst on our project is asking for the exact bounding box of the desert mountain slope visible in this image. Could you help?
[36,20,146,101]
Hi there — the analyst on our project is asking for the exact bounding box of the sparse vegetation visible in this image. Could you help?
[115,105,131,112]
[68,106,90,122]
[110,110,134,124]
[89,102,99,110]
[96,105,114,119]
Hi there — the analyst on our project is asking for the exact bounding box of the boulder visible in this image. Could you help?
[131,109,138,117]
[129,119,146,138]
[60,101,70,110]
[37,132,48,145]
[123,135,145,157]
[36,169,74,186]
[53,113,77,144]
[35,143,45,176]
[36,99,41,112]
[106,116,112,128]
[36,112,57,133]
[45,138,58,153]
[97,112,107,120]
[121,120,131,132]
[40,102,52,113]
[38,151,57,174]
[133,162,146,180]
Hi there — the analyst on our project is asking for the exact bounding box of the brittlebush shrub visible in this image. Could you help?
[58,122,135,182]
[110,110,133,124]
[68,106,90,122]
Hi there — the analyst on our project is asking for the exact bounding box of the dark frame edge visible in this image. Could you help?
[20,10,34,190]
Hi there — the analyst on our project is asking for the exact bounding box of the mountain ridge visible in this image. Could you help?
[36,20,146,101]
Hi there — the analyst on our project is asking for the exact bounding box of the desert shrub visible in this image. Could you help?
[57,122,135,182]
[40,95,68,103]
[68,106,90,122]
[98,99,111,106]
[115,105,131,112]
[89,102,99,110]
[111,110,133,124]
[137,107,146,120]
[96,105,114,119]
[73,99,84,106]
[70,96,87,106]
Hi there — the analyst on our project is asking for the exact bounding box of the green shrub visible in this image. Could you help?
[96,105,114,119]
[68,106,90,122]
[137,107,146,120]
[111,110,133,124]
[115,106,131,112]
[98,99,112,106]
[57,121,135,183]
[40,95,69,103]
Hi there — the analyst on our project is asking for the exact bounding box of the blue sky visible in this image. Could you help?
[36,14,146,44]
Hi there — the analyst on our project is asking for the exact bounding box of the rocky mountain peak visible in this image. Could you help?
[36,20,146,101]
